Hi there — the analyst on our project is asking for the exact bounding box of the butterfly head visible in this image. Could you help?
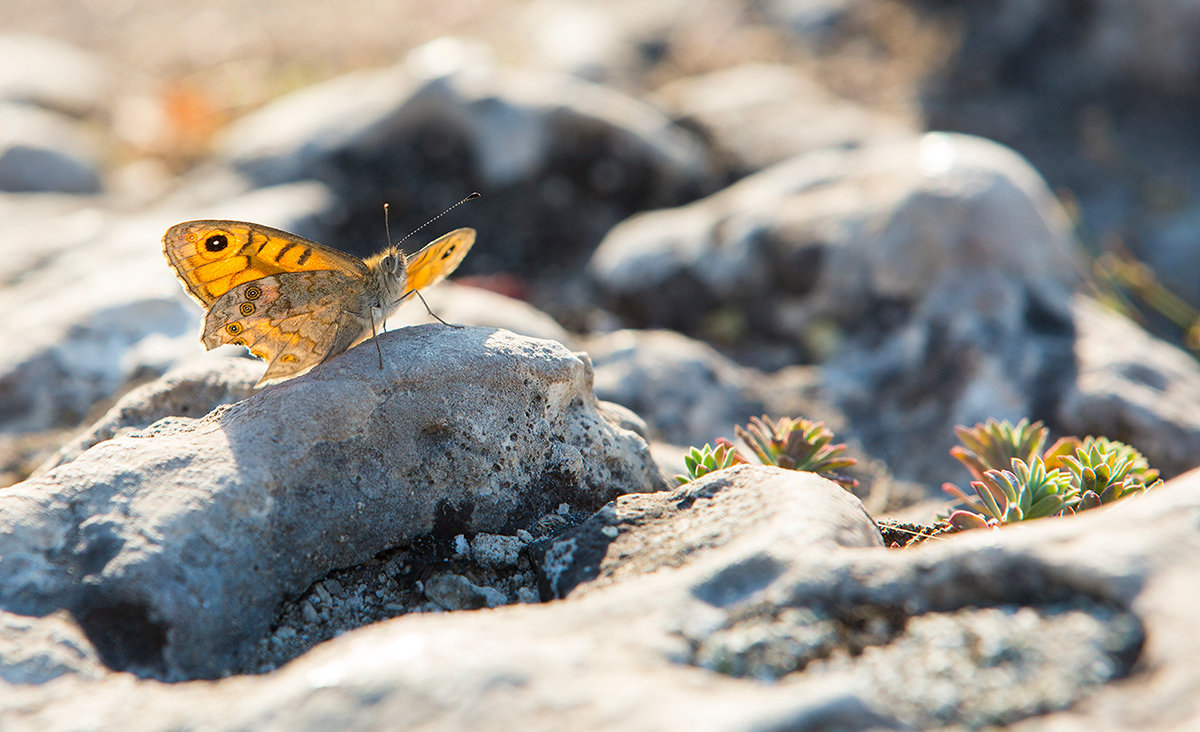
[364,246,409,308]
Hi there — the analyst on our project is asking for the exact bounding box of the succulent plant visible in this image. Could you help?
[675,441,746,485]
[735,415,858,490]
[944,420,1165,531]
[943,457,1077,527]
[1046,437,1163,510]
[949,418,1049,482]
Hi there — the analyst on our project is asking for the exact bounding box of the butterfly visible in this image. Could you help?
[162,220,475,386]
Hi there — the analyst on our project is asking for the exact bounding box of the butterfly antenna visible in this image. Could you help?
[391,192,481,248]
[383,203,393,250]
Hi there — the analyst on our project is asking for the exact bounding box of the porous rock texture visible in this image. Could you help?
[7,466,1200,730]
[0,326,663,680]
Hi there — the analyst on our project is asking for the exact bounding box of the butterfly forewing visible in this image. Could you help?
[402,228,476,294]
[163,220,368,306]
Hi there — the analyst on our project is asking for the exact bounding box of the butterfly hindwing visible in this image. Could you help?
[402,228,476,295]
[163,220,369,306]
[203,271,372,385]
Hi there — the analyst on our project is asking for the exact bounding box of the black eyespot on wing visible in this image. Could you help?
[244,286,262,300]
[280,354,299,364]
[239,302,256,316]
[226,323,242,336]
[440,246,456,260]
[205,235,229,252]
[231,339,246,347]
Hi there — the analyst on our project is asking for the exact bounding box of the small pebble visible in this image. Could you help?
[471,533,522,568]
[314,582,333,606]
[516,587,541,604]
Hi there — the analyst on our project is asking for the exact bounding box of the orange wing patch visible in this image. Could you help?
[403,228,476,295]
[162,220,367,306]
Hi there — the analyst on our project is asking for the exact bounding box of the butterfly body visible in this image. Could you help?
[163,220,475,386]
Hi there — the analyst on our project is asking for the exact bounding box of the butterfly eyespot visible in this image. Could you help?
[440,247,455,260]
[204,234,229,253]
[280,354,299,364]
[251,350,267,360]
[244,286,262,300]
[226,323,242,335]
[239,302,256,316]
[231,339,246,347]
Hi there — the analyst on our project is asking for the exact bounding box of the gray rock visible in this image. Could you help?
[0,610,105,684]
[654,63,914,175]
[1137,204,1200,312]
[591,131,1077,337]
[390,281,573,346]
[0,34,112,117]
[533,465,883,599]
[0,180,338,437]
[1059,296,1200,478]
[919,0,1200,99]
[424,574,507,611]
[586,329,764,447]
[0,327,663,680]
[10,464,1200,730]
[591,133,1081,487]
[470,533,523,569]
[34,355,261,474]
[0,104,102,193]
[217,38,717,276]
[915,1,1200,320]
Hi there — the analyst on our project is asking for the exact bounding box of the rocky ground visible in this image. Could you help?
[3,1,1200,729]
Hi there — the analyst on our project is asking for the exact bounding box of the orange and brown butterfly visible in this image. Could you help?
[162,220,475,386]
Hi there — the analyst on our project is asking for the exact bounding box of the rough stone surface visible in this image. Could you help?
[533,465,883,598]
[7,466,1200,730]
[470,533,524,569]
[0,327,663,680]
[1059,296,1200,478]
[591,132,1080,488]
[0,611,105,684]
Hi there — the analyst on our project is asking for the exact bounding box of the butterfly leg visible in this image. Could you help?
[370,308,383,369]
[411,289,463,329]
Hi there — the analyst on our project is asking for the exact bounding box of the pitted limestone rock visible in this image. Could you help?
[0,326,663,680]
